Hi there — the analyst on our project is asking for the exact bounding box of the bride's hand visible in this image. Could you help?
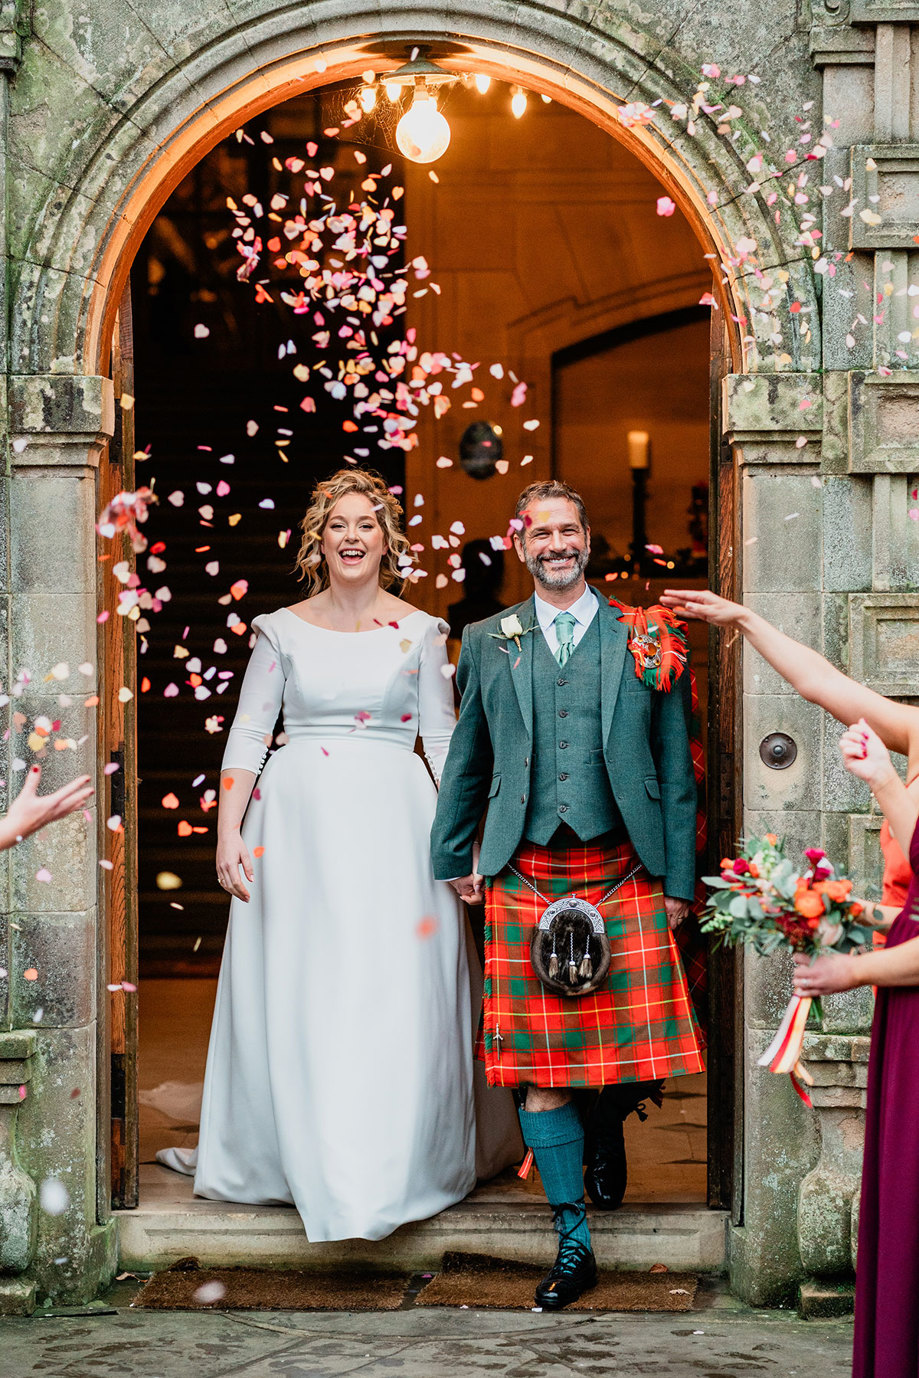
[450,874,484,905]
[216,831,254,902]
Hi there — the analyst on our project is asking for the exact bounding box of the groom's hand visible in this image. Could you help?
[450,873,484,906]
[664,896,691,931]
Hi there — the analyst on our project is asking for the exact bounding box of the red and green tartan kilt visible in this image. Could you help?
[482,837,705,1089]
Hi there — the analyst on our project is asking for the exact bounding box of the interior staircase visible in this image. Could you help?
[135,365,404,976]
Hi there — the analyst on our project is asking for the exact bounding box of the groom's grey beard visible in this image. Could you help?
[525,544,590,592]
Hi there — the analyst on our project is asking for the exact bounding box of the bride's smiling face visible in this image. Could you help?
[321,492,386,586]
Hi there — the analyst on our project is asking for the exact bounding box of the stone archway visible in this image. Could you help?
[2,0,829,1313]
[10,5,818,380]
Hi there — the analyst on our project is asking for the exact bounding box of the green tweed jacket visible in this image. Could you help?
[430,593,698,901]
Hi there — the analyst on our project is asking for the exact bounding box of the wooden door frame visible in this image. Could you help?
[106,294,743,1216]
[706,309,742,1215]
[98,286,140,1213]
[549,304,742,1213]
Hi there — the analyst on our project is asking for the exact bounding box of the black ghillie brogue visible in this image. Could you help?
[534,1201,598,1310]
[584,1080,664,1210]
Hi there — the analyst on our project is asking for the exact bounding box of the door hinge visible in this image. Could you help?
[110,1052,126,1121]
[110,745,126,821]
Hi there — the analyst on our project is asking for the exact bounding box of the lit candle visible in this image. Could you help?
[627,430,650,470]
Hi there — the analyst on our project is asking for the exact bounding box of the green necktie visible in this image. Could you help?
[554,611,576,667]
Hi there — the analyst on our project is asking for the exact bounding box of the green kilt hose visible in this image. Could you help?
[482,836,705,1089]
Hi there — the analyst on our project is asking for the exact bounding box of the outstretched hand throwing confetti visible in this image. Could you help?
[0,765,93,851]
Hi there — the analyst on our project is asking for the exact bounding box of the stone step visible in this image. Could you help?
[116,1167,727,1275]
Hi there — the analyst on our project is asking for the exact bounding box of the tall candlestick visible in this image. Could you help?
[627,429,650,470]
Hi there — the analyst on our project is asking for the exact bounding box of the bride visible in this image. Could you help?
[162,467,519,1241]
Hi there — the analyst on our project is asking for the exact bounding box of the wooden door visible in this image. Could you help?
[706,308,742,1215]
[98,287,140,1211]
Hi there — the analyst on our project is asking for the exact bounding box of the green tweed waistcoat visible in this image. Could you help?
[430,593,698,900]
[523,615,624,844]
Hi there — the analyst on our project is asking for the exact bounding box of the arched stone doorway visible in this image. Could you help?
[11,7,817,377]
[4,1,827,1311]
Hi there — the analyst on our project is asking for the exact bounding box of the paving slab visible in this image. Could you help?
[0,1285,854,1378]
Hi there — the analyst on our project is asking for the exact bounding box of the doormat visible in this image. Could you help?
[416,1252,698,1311]
[132,1260,409,1311]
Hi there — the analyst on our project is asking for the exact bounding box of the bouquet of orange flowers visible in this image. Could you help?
[702,834,872,1104]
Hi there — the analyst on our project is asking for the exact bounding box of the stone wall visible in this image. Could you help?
[0,0,915,1311]
[724,10,919,1304]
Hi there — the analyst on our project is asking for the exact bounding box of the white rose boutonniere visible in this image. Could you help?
[489,612,536,652]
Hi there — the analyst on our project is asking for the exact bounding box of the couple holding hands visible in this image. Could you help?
[170,466,703,1311]
[166,465,916,1340]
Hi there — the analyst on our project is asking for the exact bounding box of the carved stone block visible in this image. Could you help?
[797,1034,868,1279]
[0,1030,36,1289]
[724,373,823,453]
[869,473,917,591]
[849,147,919,250]
[850,0,919,18]
[847,811,885,899]
[809,25,876,67]
[742,472,823,593]
[849,593,919,695]
[849,372,919,473]
[7,375,114,463]
[0,0,29,71]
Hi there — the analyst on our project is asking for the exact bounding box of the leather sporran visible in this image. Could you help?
[529,896,612,998]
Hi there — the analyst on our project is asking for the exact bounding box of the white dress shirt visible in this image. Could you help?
[533,584,599,656]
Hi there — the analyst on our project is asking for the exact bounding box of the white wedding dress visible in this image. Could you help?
[160,606,520,1242]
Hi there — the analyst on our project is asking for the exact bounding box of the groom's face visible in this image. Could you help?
[514,497,590,593]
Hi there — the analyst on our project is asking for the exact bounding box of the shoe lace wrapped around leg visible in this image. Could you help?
[550,1200,592,1273]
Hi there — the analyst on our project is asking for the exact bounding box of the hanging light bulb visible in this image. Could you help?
[541,94,552,104]
[359,84,377,113]
[511,87,528,119]
[474,73,491,95]
[384,79,402,102]
[395,85,451,163]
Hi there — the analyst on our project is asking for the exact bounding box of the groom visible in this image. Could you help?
[431,480,703,1309]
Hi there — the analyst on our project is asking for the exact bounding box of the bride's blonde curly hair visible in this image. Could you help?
[294,468,411,594]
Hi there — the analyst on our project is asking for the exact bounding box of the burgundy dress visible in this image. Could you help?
[853,817,919,1377]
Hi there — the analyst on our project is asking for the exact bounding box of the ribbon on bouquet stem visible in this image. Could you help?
[757,994,817,1108]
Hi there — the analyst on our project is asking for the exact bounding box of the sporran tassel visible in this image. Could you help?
[548,927,559,981]
[578,948,593,980]
[568,932,578,985]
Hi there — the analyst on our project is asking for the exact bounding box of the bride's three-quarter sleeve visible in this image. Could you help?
[220,616,286,775]
[418,617,456,786]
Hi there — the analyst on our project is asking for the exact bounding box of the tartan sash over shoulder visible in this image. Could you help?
[483,837,705,1089]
